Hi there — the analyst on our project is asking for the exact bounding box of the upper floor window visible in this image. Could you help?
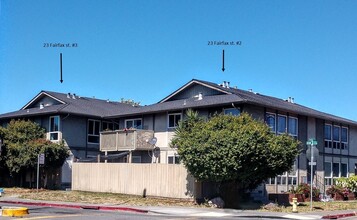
[277,115,287,134]
[288,117,298,136]
[324,124,332,140]
[168,113,181,128]
[266,113,276,132]
[325,124,348,150]
[224,108,240,116]
[49,116,60,141]
[265,113,298,137]
[324,124,332,148]
[341,127,348,143]
[341,127,348,149]
[333,126,340,142]
[88,119,100,144]
[125,118,142,129]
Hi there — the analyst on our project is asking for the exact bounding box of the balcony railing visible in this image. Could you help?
[100,129,155,151]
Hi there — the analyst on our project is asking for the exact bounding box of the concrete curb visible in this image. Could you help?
[1,200,148,214]
[1,206,29,217]
[321,212,357,219]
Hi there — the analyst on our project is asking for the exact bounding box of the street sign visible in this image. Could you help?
[308,162,316,166]
[306,139,318,146]
[39,154,45,165]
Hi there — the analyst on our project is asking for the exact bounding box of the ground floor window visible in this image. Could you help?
[324,161,348,185]
[267,160,297,185]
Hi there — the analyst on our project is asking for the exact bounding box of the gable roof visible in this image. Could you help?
[159,79,231,103]
[123,79,357,126]
[1,79,356,126]
[192,79,357,125]
[0,91,137,119]
[106,94,245,118]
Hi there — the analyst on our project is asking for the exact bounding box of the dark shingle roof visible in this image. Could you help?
[193,79,357,125]
[106,94,244,117]
[107,79,357,126]
[0,91,137,119]
[1,80,356,126]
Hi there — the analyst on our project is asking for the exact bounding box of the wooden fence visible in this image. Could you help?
[72,163,199,199]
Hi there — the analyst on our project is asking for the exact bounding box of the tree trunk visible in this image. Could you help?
[219,181,244,208]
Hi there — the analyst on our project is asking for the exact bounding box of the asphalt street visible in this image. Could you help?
[2,199,357,220]
[0,203,284,220]
[0,202,305,220]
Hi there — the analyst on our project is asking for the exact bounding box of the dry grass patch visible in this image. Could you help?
[261,201,357,213]
[3,188,199,207]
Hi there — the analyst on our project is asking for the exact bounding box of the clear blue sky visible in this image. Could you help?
[1,0,356,121]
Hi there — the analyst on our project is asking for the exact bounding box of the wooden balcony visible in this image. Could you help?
[100,129,155,151]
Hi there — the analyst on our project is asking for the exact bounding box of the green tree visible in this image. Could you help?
[171,111,300,207]
[0,120,69,186]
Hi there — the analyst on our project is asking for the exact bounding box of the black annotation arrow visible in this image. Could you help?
[60,53,63,83]
[222,50,225,72]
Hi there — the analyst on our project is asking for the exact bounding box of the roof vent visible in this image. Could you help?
[287,97,295,103]
[248,89,253,93]
[40,103,44,109]
[107,99,110,103]
[198,92,203,100]
[183,100,187,105]
[226,82,230,89]
[72,93,76,99]
[67,93,71,98]
[194,92,203,101]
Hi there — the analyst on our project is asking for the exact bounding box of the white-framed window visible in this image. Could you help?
[168,155,180,164]
[49,116,60,141]
[325,162,348,185]
[277,115,287,134]
[168,113,181,128]
[324,124,332,148]
[223,108,240,116]
[265,113,276,133]
[325,124,348,149]
[341,163,348,177]
[88,119,100,144]
[288,160,298,185]
[341,127,348,149]
[102,121,114,131]
[324,162,332,185]
[333,125,341,149]
[125,118,142,129]
[288,117,298,137]
[266,113,298,137]
[267,160,297,185]
[132,156,141,163]
[266,177,275,185]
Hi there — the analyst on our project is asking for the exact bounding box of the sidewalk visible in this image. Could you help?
[1,196,357,219]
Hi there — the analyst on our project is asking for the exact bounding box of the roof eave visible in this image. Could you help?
[158,79,231,103]
[21,91,66,110]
